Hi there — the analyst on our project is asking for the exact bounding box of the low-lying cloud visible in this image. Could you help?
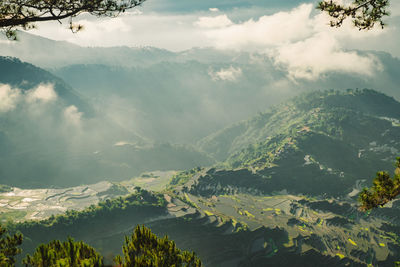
[0,83,57,112]
[0,84,21,112]
[208,66,243,81]
[63,105,83,127]
[26,83,58,103]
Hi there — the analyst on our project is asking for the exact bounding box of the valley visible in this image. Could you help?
[0,11,400,265]
[2,89,400,266]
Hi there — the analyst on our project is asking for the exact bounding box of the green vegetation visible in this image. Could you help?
[0,224,201,267]
[2,89,400,266]
[115,225,202,267]
[12,188,165,230]
[0,0,146,40]
[169,168,202,187]
[317,0,390,30]
[0,225,23,266]
[196,89,400,197]
[359,157,400,210]
[4,188,168,262]
[0,185,12,193]
[23,238,103,267]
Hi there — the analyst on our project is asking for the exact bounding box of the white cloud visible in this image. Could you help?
[195,15,233,28]
[28,13,209,51]
[75,17,130,33]
[272,33,382,79]
[197,4,387,80]
[26,84,57,103]
[114,141,135,147]
[0,83,57,112]
[64,105,82,126]
[209,66,243,81]
[200,4,314,50]
[0,84,21,112]
[21,3,400,78]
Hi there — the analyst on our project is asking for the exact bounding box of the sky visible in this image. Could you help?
[10,0,400,82]
[25,0,400,54]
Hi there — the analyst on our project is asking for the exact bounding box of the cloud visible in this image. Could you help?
[195,15,233,28]
[197,4,387,80]
[272,33,382,80]
[20,3,400,78]
[26,84,57,103]
[200,4,314,49]
[75,17,130,33]
[64,105,82,126]
[0,83,57,112]
[0,84,21,112]
[209,66,243,81]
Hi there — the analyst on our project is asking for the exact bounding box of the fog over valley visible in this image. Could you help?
[1,1,400,266]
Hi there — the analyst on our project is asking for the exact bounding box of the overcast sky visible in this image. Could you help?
[17,0,400,81]
[25,1,399,53]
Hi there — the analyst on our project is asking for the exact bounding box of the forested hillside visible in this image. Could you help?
[3,89,400,267]
[198,89,400,196]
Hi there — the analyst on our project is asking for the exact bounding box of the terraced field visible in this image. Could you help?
[0,171,176,223]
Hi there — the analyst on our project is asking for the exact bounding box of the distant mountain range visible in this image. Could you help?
[2,33,400,143]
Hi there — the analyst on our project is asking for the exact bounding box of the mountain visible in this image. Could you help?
[2,33,400,144]
[0,32,255,68]
[0,58,213,188]
[198,89,400,196]
[8,89,400,267]
[52,60,291,143]
[0,31,177,68]
[11,168,400,267]
[0,56,91,114]
[51,52,400,143]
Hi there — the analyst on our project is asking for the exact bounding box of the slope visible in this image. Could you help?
[198,89,400,196]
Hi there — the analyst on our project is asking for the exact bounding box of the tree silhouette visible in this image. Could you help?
[0,0,146,39]
[23,237,103,267]
[114,225,202,267]
[318,0,390,30]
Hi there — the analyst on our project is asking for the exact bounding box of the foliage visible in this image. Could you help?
[5,188,167,262]
[114,225,201,267]
[0,0,146,39]
[0,184,12,193]
[318,0,390,30]
[196,89,400,197]
[168,168,202,188]
[223,89,400,170]
[359,157,400,210]
[11,188,165,231]
[2,222,201,266]
[0,225,23,266]
[23,238,103,267]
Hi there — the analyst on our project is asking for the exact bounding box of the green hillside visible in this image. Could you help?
[6,89,400,266]
[198,89,400,196]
